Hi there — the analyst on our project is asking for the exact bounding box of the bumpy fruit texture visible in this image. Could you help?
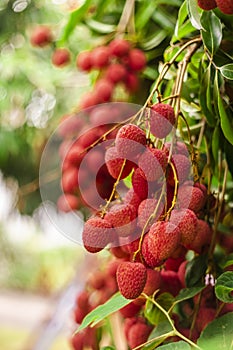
[116,262,147,299]
[170,209,198,246]
[186,219,212,253]
[127,321,152,349]
[147,221,181,263]
[82,216,114,253]
[105,146,135,179]
[104,203,137,237]
[142,233,163,268]
[132,168,149,200]
[149,103,176,139]
[198,0,217,10]
[177,185,206,213]
[52,48,70,67]
[115,124,147,160]
[137,198,164,230]
[143,269,161,295]
[124,188,142,210]
[216,0,233,14]
[30,26,52,47]
[138,147,167,182]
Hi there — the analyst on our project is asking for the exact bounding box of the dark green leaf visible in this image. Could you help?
[135,2,155,31]
[197,312,233,350]
[58,0,92,45]
[157,341,191,349]
[217,77,233,146]
[199,66,216,126]
[212,125,221,165]
[220,64,233,80]
[174,286,205,303]
[215,271,233,303]
[187,0,203,30]
[76,292,131,332]
[185,254,208,287]
[174,1,188,37]
[219,253,233,269]
[142,320,174,350]
[225,140,233,177]
[201,11,222,56]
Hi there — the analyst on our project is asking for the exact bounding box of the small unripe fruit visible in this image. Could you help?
[216,0,233,14]
[109,38,131,57]
[76,51,93,71]
[128,48,146,71]
[116,261,147,299]
[150,103,176,139]
[30,26,52,47]
[198,0,217,10]
[52,48,70,67]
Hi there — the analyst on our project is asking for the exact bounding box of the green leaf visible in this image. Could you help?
[157,341,191,349]
[199,66,216,126]
[144,293,174,325]
[142,320,174,350]
[225,140,233,177]
[187,0,203,30]
[219,253,233,269]
[197,312,233,350]
[101,347,115,350]
[141,30,167,50]
[76,292,131,332]
[174,286,205,304]
[85,19,115,33]
[215,271,233,303]
[185,254,208,287]
[212,125,221,165]
[220,64,233,80]
[174,1,188,37]
[201,11,222,56]
[58,0,92,45]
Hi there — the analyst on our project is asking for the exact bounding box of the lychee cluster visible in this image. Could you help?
[197,0,233,14]
[76,38,146,108]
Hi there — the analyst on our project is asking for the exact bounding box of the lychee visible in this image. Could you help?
[52,48,70,67]
[115,124,147,161]
[138,147,167,182]
[105,146,135,179]
[120,301,142,318]
[170,209,198,246]
[142,233,163,268]
[109,38,131,57]
[95,78,114,102]
[91,46,110,68]
[124,188,142,210]
[143,269,161,296]
[160,269,182,296]
[198,0,217,10]
[105,63,127,83]
[132,168,149,200]
[137,198,164,230]
[167,154,191,186]
[149,103,176,139]
[30,26,52,47]
[176,185,206,213]
[104,203,137,237]
[57,193,80,212]
[76,51,92,71]
[186,219,212,253]
[82,216,114,253]
[116,261,147,299]
[127,321,152,349]
[147,221,181,263]
[216,0,233,14]
[127,48,146,71]
[196,307,216,332]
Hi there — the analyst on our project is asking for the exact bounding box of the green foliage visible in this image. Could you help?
[144,293,174,325]
[215,271,233,303]
[157,341,191,349]
[185,255,208,287]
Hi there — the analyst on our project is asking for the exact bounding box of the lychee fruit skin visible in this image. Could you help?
[142,233,163,268]
[198,0,217,10]
[167,154,191,186]
[160,269,182,296]
[82,216,114,253]
[170,209,198,246]
[115,124,147,160]
[128,48,147,71]
[95,79,114,102]
[137,198,164,230]
[109,38,131,57]
[147,221,181,263]
[150,103,176,139]
[186,219,212,253]
[177,185,206,213]
[76,51,92,71]
[120,301,141,318]
[138,147,167,182]
[116,262,147,299]
[105,63,127,83]
[30,26,52,47]
[124,188,142,210]
[52,48,70,67]
[104,203,137,237]
[132,168,148,200]
[91,46,110,68]
[196,307,216,333]
[105,146,135,180]
[143,269,161,295]
[57,193,80,212]
[216,0,233,14]
[127,321,152,349]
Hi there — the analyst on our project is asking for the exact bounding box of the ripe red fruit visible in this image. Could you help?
[160,269,182,296]
[198,0,217,10]
[76,290,90,310]
[76,51,93,71]
[142,233,163,268]
[30,26,52,47]
[132,168,149,200]
[105,63,127,83]
[124,72,139,92]
[91,46,110,68]
[147,221,181,263]
[116,261,147,299]
[52,48,70,67]
[138,147,167,182]
[57,193,80,212]
[115,124,147,160]
[186,219,212,253]
[167,154,191,186]
[88,271,106,290]
[137,198,164,230]
[70,332,85,350]
[143,269,161,295]
[127,321,152,349]
[177,185,206,213]
[79,92,99,109]
[105,146,135,179]
[124,188,142,210]
[82,216,114,253]
[104,203,137,237]
[109,38,131,57]
[170,209,198,246]
[216,0,233,14]
[128,48,146,71]
[150,103,176,139]
[95,78,114,102]
[61,166,79,193]
[120,301,141,318]
[196,307,216,332]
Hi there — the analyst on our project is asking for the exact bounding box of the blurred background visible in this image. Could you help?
[0,1,93,349]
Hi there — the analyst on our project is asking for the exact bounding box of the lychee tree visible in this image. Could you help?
[29,0,233,349]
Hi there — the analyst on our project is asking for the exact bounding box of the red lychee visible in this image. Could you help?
[79,92,99,109]
[137,198,164,230]
[128,321,152,349]
[132,168,148,200]
[167,154,191,186]
[160,269,182,296]
[115,124,147,160]
[138,147,168,182]
[127,48,146,71]
[170,209,198,246]
[105,146,135,179]
[76,51,92,71]
[61,166,79,193]
[186,219,212,253]
[116,261,147,299]
[196,307,216,332]
[120,301,142,318]
[125,72,139,92]
[52,48,70,67]
[198,0,217,10]
[82,216,114,253]
[91,46,110,68]
[176,185,206,213]
[57,193,80,212]
[216,0,233,14]
[105,63,127,83]
[142,233,163,268]
[76,290,90,310]
[147,221,181,263]
[109,38,131,57]
[30,26,52,47]
[149,103,176,139]
[95,78,114,102]
[143,269,161,295]
[124,188,142,210]
[104,203,137,237]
